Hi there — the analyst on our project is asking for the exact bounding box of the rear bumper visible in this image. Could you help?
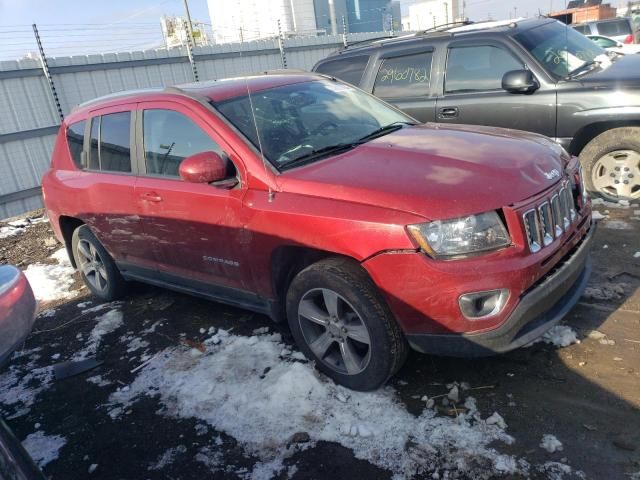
[0,267,37,368]
[406,221,595,356]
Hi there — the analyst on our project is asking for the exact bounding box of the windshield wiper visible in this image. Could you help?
[355,121,415,143]
[278,121,416,169]
[278,143,360,169]
[567,60,600,79]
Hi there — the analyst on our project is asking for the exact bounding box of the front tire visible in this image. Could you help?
[72,225,126,302]
[579,127,640,202]
[286,257,408,391]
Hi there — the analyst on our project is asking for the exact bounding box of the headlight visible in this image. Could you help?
[407,211,511,259]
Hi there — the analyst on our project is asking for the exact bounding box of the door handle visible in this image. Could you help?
[438,107,459,119]
[141,192,163,203]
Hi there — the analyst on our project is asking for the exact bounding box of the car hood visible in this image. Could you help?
[277,124,567,220]
[578,54,640,87]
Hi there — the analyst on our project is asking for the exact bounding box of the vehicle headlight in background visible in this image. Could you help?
[408,211,511,259]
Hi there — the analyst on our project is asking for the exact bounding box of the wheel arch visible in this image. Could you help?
[569,120,640,156]
[270,245,361,321]
[58,215,84,268]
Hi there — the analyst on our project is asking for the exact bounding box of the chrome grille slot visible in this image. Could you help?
[523,208,542,253]
[564,182,577,221]
[538,202,554,246]
[551,194,563,237]
[559,186,571,230]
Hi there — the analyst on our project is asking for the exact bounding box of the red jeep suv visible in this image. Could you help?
[42,73,594,390]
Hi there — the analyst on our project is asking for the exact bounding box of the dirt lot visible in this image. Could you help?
[0,203,638,480]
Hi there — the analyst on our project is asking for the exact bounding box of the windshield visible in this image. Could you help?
[514,21,609,78]
[214,80,413,168]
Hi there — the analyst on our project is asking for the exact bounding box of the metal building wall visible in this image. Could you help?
[0,31,381,219]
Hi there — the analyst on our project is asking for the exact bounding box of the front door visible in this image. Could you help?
[134,102,251,293]
[435,42,557,138]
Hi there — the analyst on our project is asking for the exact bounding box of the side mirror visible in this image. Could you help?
[502,70,539,94]
[179,151,227,184]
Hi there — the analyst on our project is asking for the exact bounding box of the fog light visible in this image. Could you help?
[459,289,509,319]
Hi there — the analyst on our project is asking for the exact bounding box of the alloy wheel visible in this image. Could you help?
[76,239,109,292]
[591,150,640,200]
[298,288,371,376]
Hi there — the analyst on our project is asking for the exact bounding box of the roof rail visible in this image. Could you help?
[419,20,473,34]
[339,34,396,51]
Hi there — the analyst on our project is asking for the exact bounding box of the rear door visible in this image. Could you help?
[77,105,153,270]
[133,101,251,293]
[369,48,437,122]
[435,41,557,137]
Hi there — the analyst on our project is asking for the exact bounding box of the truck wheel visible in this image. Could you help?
[579,127,640,202]
[286,257,408,391]
[72,225,126,301]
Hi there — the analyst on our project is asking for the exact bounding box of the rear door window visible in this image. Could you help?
[445,45,522,93]
[87,112,132,172]
[597,19,632,37]
[373,52,433,98]
[142,109,226,178]
[314,55,369,86]
[99,112,132,173]
[66,120,86,169]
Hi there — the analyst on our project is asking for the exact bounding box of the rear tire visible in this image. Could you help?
[72,225,126,302]
[579,127,640,202]
[286,257,408,391]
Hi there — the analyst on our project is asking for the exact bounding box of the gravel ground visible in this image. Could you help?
[0,204,638,480]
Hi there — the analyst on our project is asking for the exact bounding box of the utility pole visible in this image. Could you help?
[443,2,449,24]
[514,6,518,18]
[32,24,63,122]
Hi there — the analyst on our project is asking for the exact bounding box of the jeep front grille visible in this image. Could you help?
[523,181,578,253]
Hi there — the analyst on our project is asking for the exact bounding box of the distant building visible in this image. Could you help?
[345,0,393,33]
[401,0,460,31]
[313,0,348,35]
[549,0,616,24]
[160,16,211,48]
[208,0,320,43]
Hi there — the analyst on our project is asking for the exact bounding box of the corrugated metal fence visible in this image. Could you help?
[0,31,383,219]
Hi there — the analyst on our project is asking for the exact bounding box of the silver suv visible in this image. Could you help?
[572,17,639,44]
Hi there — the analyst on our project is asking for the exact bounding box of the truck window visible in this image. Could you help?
[66,120,86,169]
[373,52,433,98]
[572,24,591,35]
[445,45,522,93]
[596,19,632,37]
[314,55,369,86]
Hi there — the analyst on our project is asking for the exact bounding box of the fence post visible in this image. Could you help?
[32,24,63,122]
[277,19,288,69]
[342,16,348,47]
[183,19,199,82]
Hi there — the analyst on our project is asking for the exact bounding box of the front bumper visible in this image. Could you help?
[406,221,595,356]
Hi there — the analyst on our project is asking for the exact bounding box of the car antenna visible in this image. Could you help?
[238,27,275,202]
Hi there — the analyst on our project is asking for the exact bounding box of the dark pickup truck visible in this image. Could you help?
[313,18,640,202]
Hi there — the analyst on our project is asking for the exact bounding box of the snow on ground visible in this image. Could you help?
[109,330,527,479]
[602,219,632,230]
[528,325,579,348]
[21,431,66,468]
[148,445,187,471]
[582,283,627,301]
[0,349,53,419]
[0,216,48,239]
[590,211,607,220]
[73,308,124,360]
[540,434,564,453]
[24,248,77,304]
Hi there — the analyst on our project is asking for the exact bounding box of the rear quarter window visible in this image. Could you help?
[66,120,85,169]
[314,55,369,86]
